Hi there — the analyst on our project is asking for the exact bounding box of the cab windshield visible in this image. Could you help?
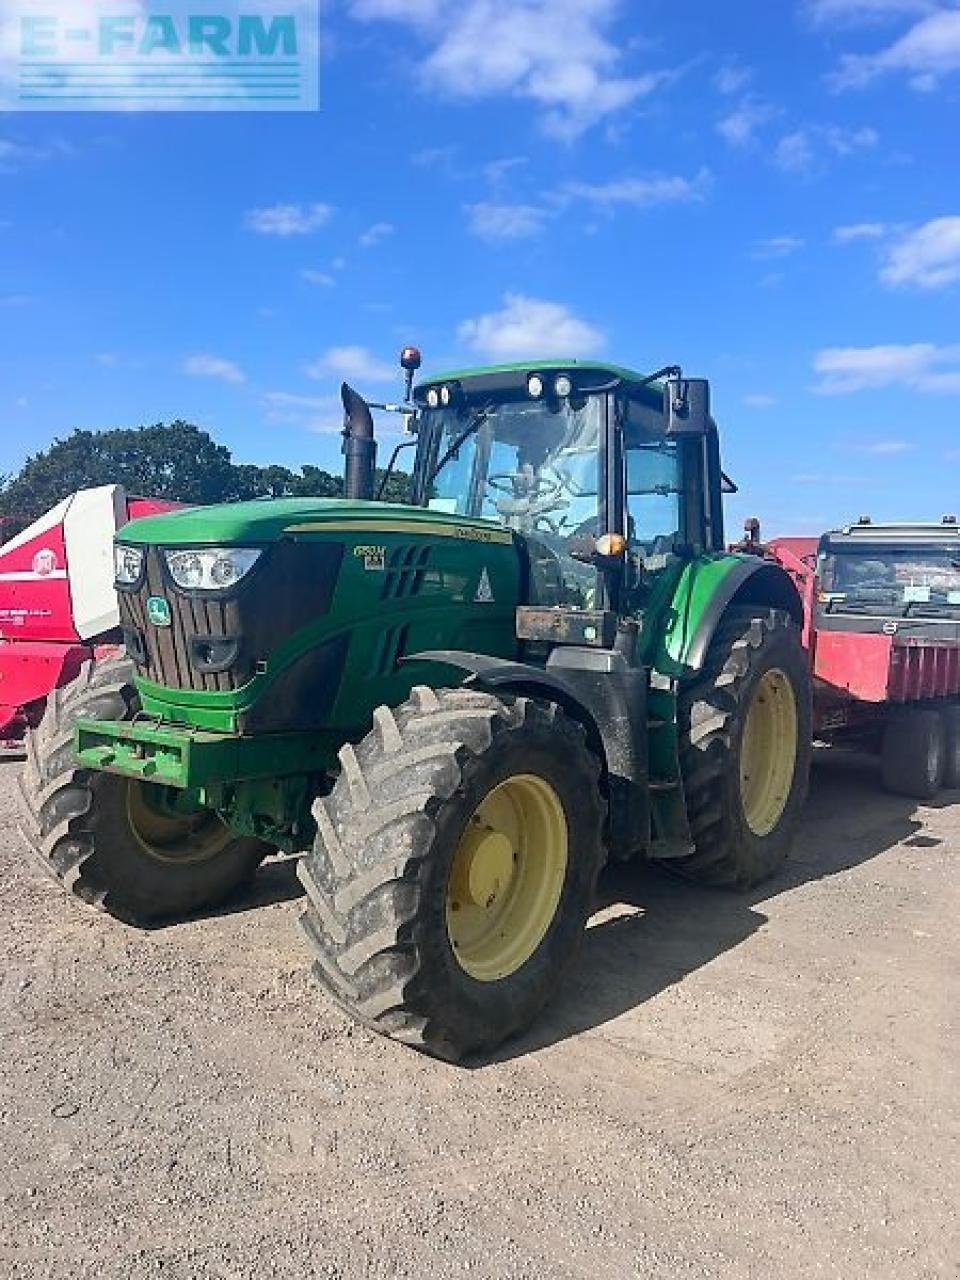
[424,396,602,533]
[420,390,683,608]
[820,545,960,617]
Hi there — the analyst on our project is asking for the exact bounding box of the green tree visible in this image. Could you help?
[0,421,410,518]
[0,422,239,517]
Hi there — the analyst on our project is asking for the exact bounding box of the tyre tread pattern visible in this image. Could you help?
[297,686,602,1061]
[668,607,809,890]
[18,653,137,912]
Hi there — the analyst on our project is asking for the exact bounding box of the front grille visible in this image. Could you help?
[119,541,344,694]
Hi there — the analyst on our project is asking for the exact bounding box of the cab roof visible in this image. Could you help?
[414,360,666,407]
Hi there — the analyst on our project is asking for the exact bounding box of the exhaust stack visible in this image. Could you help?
[341,382,377,501]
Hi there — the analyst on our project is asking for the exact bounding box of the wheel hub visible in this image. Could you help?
[445,774,568,983]
[450,822,517,909]
[739,667,799,837]
[126,781,233,865]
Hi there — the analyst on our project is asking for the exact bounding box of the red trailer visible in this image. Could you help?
[0,486,179,755]
[756,519,960,798]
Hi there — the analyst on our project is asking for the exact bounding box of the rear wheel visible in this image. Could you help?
[881,708,945,800]
[941,705,960,791]
[297,686,605,1061]
[18,653,268,923]
[663,607,812,889]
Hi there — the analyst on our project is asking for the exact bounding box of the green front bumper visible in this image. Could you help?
[75,718,336,789]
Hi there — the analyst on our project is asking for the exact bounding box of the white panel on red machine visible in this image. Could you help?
[62,486,129,640]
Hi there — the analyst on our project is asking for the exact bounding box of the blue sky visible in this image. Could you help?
[1,0,959,535]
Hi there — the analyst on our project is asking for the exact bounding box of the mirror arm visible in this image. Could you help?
[376,438,418,501]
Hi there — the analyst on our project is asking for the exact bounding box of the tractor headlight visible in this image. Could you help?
[114,544,145,586]
[163,547,262,592]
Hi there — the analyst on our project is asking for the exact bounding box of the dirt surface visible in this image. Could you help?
[1,755,957,1279]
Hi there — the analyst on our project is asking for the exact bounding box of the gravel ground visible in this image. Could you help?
[0,754,957,1279]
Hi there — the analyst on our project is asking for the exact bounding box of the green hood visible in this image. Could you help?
[118,498,510,547]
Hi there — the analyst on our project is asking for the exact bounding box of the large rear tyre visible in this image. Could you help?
[18,653,268,923]
[881,708,945,800]
[297,686,606,1061]
[663,607,811,890]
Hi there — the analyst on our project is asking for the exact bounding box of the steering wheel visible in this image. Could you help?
[487,472,563,501]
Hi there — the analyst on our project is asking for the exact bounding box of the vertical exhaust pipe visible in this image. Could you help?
[341,382,376,501]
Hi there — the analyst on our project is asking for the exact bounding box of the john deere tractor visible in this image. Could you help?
[20,353,811,1059]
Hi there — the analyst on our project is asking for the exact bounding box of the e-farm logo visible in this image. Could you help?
[1,2,318,112]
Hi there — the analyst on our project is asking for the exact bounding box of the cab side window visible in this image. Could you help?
[623,398,682,556]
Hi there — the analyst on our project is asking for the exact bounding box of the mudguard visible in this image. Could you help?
[657,555,804,678]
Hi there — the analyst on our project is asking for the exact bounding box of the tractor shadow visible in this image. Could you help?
[479,750,950,1065]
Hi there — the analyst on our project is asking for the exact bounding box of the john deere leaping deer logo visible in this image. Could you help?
[147,596,172,628]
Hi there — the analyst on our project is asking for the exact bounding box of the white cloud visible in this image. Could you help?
[714,65,752,95]
[831,10,960,90]
[880,216,960,289]
[458,294,605,361]
[359,221,395,248]
[0,137,48,173]
[774,124,879,174]
[774,131,816,174]
[743,393,778,409]
[716,96,778,147]
[484,155,529,188]
[467,202,549,242]
[833,221,889,242]
[805,0,936,25]
[350,0,442,20]
[812,342,960,394]
[349,0,675,139]
[824,124,881,154]
[853,439,915,454]
[305,345,396,383]
[561,168,712,209]
[183,354,246,384]
[300,268,335,287]
[751,235,806,260]
[263,390,344,434]
[244,203,334,236]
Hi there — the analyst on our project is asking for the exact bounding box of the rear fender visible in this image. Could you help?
[407,649,651,860]
[659,556,804,678]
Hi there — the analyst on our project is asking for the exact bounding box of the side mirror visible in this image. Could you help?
[665,378,710,435]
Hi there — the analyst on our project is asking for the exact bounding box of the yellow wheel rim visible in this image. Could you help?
[446,774,568,983]
[125,782,234,865]
[739,668,799,837]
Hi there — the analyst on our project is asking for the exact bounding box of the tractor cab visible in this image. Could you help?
[353,359,725,628]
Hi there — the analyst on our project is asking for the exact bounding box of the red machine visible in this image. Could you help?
[0,487,179,754]
[744,518,960,798]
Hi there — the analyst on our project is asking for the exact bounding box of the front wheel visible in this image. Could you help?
[18,654,269,923]
[297,687,606,1061]
[663,607,812,890]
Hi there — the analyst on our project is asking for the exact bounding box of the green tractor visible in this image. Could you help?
[20,352,811,1060]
